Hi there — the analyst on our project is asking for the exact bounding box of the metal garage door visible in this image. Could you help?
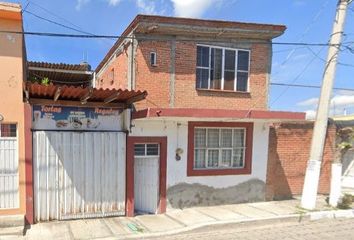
[134,143,159,214]
[33,131,126,222]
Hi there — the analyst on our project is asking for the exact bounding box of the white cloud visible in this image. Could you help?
[305,110,316,120]
[107,0,122,6]
[297,97,318,107]
[171,0,221,18]
[76,0,90,10]
[331,95,354,107]
[136,0,158,14]
[102,0,161,14]
[299,94,354,119]
[336,90,354,95]
[297,95,354,108]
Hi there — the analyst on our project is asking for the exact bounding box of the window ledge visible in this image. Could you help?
[188,167,251,176]
[196,88,250,94]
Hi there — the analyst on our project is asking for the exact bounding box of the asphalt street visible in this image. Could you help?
[145,218,354,240]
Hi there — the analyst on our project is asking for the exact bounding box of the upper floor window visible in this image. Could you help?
[196,45,250,92]
[150,52,157,66]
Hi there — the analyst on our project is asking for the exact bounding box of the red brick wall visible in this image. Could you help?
[173,42,268,109]
[134,40,171,110]
[97,48,129,90]
[134,40,270,110]
[97,39,271,110]
[266,122,336,200]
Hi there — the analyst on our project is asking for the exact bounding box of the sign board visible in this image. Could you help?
[32,105,123,131]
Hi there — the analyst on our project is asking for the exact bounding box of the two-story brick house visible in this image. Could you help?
[95,15,305,216]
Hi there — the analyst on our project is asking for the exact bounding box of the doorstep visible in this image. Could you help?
[0,214,24,228]
[0,215,25,237]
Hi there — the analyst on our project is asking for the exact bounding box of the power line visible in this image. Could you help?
[306,45,354,68]
[271,0,330,78]
[0,30,350,47]
[231,0,337,121]
[270,46,326,107]
[270,82,354,92]
[28,1,84,30]
[273,46,308,53]
[24,1,115,46]
[21,1,30,13]
[23,9,97,37]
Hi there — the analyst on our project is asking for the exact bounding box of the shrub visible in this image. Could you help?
[337,194,354,209]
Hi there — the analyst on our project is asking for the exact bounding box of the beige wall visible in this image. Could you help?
[0,4,26,215]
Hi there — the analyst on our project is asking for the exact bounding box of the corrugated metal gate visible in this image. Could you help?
[0,137,19,209]
[33,131,126,222]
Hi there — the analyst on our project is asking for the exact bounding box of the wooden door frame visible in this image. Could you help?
[126,136,167,217]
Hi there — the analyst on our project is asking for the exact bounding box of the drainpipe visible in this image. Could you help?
[130,36,135,90]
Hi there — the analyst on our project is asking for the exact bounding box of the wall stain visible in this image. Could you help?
[8,76,18,88]
[167,178,265,209]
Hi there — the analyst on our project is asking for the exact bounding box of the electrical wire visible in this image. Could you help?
[306,45,354,68]
[143,0,348,121]
[0,30,349,48]
[273,46,308,54]
[23,10,99,37]
[269,46,326,107]
[24,1,116,46]
[270,82,354,92]
[4,1,353,115]
[271,0,330,78]
[28,1,85,30]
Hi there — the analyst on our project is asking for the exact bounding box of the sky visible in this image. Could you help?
[6,0,354,117]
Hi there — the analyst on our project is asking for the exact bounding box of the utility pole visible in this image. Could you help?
[301,0,350,210]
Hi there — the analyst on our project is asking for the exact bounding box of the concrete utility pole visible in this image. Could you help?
[301,0,350,210]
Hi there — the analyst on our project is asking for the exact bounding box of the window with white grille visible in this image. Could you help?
[0,123,19,209]
[134,143,159,156]
[194,127,246,169]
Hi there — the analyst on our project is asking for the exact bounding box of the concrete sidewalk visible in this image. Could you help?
[4,196,354,240]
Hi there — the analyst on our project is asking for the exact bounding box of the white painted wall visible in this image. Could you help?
[131,119,270,189]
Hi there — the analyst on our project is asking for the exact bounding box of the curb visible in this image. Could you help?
[108,209,354,239]
[309,209,354,220]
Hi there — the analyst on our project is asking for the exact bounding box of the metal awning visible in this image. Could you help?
[24,82,147,107]
[27,61,93,87]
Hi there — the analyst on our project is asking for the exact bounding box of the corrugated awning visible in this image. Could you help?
[25,82,147,107]
[28,61,93,87]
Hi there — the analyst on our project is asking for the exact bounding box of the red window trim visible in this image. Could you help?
[187,121,253,176]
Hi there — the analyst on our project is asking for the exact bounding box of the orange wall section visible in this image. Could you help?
[0,4,26,216]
